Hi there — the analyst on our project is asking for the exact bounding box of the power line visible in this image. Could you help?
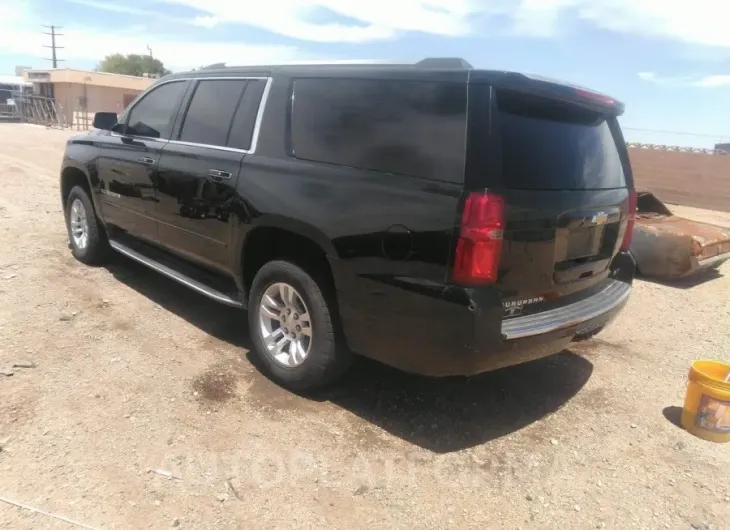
[42,25,64,68]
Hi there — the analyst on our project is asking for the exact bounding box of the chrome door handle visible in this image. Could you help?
[137,157,155,165]
[208,169,232,180]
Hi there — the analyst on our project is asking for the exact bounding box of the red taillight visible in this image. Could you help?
[620,190,637,251]
[452,192,505,285]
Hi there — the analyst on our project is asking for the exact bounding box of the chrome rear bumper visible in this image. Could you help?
[696,251,730,271]
[502,280,632,340]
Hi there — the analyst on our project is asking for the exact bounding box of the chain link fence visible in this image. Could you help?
[623,127,728,152]
[9,91,67,128]
[626,142,728,156]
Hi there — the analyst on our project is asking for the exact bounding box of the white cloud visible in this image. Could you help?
[66,0,166,19]
[191,16,220,29]
[692,75,730,87]
[11,0,730,50]
[638,71,730,88]
[0,5,25,23]
[155,0,479,42]
[575,1,730,48]
[0,4,307,71]
[4,0,730,73]
[1,26,305,71]
[496,1,730,48]
[637,72,683,86]
[152,0,730,49]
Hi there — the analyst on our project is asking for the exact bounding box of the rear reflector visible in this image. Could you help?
[452,192,505,285]
[620,190,637,251]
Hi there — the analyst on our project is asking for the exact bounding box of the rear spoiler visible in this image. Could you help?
[471,71,625,116]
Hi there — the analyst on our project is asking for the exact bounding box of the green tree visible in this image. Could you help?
[97,54,171,77]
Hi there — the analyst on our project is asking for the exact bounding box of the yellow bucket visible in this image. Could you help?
[680,360,730,443]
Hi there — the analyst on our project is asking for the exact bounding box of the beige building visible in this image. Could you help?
[22,69,154,129]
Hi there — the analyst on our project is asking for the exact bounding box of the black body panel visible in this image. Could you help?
[155,143,243,272]
[96,134,166,243]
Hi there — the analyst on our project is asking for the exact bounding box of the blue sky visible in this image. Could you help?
[1,0,729,147]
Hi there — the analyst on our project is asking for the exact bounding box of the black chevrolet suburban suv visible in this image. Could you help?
[60,57,636,390]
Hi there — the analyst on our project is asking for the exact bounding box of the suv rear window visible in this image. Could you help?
[497,91,626,190]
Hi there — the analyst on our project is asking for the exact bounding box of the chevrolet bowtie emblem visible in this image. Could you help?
[591,212,608,225]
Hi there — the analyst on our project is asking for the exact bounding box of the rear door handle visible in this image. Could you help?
[208,169,232,180]
[137,157,155,165]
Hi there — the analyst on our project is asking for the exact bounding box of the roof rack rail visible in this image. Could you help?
[224,59,406,68]
[197,58,472,70]
[416,57,473,69]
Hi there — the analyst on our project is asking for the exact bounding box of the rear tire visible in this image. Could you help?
[65,185,109,265]
[248,260,353,391]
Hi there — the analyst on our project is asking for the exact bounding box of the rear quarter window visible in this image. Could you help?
[290,78,467,183]
[497,90,626,190]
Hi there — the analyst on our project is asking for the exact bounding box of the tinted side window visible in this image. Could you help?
[125,81,187,139]
[178,79,248,147]
[497,90,626,190]
[291,78,466,183]
[227,80,267,151]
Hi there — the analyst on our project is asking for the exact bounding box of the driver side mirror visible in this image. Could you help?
[93,112,118,131]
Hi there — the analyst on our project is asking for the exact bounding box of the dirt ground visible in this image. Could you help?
[1,124,729,529]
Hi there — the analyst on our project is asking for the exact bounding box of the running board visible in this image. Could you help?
[109,239,244,308]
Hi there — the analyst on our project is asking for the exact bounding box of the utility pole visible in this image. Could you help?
[42,25,64,68]
[146,45,153,59]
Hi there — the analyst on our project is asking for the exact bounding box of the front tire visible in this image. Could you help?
[65,186,109,265]
[248,260,353,391]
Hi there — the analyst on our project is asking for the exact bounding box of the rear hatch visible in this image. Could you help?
[463,75,633,317]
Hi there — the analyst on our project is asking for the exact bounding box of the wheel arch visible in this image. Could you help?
[235,217,338,293]
[60,163,95,213]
